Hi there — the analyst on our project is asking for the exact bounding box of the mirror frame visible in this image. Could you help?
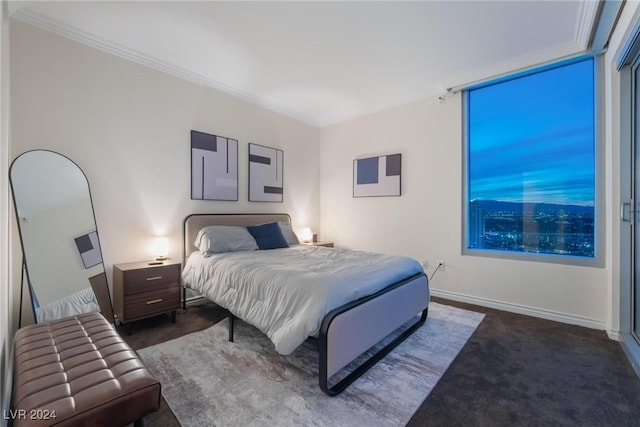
[9,149,114,325]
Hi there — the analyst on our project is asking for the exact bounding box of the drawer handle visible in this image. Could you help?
[146,276,163,281]
[146,298,163,305]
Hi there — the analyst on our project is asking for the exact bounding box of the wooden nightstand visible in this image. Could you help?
[113,260,181,333]
[304,241,334,248]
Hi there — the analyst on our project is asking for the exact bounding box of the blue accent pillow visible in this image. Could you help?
[247,222,289,250]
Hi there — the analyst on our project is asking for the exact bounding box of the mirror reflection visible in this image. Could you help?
[10,150,113,323]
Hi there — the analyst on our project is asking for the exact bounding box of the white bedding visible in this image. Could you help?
[182,245,425,355]
[36,286,100,323]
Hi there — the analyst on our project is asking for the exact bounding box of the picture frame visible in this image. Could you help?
[353,153,401,197]
[248,143,284,202]
[191,130,238,201]
[74,231,102,269]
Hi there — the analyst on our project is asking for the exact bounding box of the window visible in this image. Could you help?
[465,58,596,261]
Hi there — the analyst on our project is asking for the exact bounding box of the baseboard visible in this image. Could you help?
[620,334,640,379]
[430,288,607,331]
[608,329,622,341]
[186,289,609,333]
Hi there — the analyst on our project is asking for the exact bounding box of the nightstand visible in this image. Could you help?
[113,260,181,333]
[305,241,334,248]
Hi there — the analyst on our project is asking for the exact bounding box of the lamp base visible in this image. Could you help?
[154,256,168,261]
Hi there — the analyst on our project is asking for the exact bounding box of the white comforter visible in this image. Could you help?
[36,286,100,323]
[182,245,425,355]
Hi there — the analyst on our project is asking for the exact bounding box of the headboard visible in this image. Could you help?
[183,213,292,260]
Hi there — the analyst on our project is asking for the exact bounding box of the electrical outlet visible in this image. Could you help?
[437,261,445,271]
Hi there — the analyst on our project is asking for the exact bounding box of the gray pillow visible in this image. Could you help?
[278,221,300,245]
[194,226,258,255]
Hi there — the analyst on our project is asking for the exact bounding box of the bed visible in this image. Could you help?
[181,213,429,395]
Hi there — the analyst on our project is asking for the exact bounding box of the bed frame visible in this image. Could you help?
[182,213,429,396]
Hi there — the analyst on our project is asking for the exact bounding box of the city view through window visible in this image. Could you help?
[467,59,595,258]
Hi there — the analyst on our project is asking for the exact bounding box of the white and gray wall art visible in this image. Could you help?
[249,143,283,202]
[191,130,238,201]
[353,153,401,197]
[74,231,102,269]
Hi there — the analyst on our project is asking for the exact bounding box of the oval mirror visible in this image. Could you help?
[10,150,114,324]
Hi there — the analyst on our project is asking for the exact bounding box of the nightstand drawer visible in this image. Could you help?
[125,287,180,321]
[124,265,180,295]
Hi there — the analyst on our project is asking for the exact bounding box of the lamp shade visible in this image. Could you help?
[152,236,169,260]
[298,227,313,243]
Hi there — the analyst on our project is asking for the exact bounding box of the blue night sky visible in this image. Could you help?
[468,59,595,207]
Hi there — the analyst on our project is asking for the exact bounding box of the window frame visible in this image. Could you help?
[461,55,604,267]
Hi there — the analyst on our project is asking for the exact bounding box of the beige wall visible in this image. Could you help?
[1,0,11,416]
[9,21,321,304]
[320,80,609,329]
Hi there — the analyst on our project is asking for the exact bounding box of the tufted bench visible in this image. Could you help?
[12,312,160,427]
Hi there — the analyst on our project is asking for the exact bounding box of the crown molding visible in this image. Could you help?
[574,0,600,50]
[10,8,322,128]
[441,39,583,93]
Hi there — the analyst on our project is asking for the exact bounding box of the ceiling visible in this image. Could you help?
[9,1,602,127]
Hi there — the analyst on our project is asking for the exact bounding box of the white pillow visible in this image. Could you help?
[278,221,300,245]
[194,226,258,255]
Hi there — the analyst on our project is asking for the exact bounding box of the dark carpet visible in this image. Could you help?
[119,297,640,426]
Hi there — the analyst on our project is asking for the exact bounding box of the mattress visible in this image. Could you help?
[182,245,425,355]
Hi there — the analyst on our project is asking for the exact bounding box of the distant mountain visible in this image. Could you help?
[470,199,594,215]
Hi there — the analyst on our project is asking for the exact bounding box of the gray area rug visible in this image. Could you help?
[138,302,484,427]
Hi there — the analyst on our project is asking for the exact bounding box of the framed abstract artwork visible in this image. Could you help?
[353,153,401,197]
[249,143,284,202]
[191,130,238,201]
[74,231,102,269]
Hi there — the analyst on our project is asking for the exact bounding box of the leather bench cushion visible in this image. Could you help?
[12,312,160,426]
